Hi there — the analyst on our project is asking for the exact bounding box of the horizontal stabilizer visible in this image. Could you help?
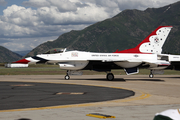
[124,67,139,75]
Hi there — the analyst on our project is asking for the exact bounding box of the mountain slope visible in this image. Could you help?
[0,46,22,63]
[26,1,180,57]
[14,50,31,56]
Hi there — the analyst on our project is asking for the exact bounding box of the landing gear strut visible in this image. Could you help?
[149,70,154,78]
[106,73,114,81]
[64,70,70,80]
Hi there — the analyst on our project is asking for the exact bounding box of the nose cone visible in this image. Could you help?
[13,56,49,64]
[13,59,30,64]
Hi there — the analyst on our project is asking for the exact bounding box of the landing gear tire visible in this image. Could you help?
[106,73,114,81]
[149,70,154,78]
[65,75,70,80]
[149,74,154,78]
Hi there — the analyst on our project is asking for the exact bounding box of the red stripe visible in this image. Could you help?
[13,59,30,64]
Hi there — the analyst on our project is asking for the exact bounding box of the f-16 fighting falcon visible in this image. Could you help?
[13,26,180,80]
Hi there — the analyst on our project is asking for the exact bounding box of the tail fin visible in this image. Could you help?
[114,26,172,54]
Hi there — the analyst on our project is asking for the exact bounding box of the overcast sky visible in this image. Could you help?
[0,0,179,51]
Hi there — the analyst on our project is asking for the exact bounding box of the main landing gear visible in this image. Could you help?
[106,73,114,81]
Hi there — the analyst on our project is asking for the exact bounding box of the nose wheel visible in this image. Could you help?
[149,74,154,78]
[149,70,154,78]
[106,73,114,81]
[65,75,70,80]
[64,70,70,80]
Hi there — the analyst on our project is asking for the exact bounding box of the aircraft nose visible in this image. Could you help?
[13,56,48,64]
[13,58,30,64]
[13,57,39,64]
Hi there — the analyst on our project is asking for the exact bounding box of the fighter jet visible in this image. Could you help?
[14,26,180,80]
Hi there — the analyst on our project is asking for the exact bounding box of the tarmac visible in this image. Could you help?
[0,75,180,120]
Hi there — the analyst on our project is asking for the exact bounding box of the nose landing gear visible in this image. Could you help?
[65,70,70,80]
[149,70,154,78]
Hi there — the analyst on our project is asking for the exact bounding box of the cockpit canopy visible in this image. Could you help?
[43,48,65,54]
[43,48,74,54]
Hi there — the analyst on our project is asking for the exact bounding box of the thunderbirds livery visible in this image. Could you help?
[13,26,180,80]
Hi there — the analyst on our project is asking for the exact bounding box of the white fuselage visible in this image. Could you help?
[26,50,169,70]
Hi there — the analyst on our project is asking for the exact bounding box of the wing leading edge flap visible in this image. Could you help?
[124,67,139,75]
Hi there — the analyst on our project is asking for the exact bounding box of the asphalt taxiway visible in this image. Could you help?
[0,82,134,110]
[0,75,180,120]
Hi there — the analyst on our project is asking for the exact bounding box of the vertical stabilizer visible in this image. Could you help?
[114,26,172,54]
